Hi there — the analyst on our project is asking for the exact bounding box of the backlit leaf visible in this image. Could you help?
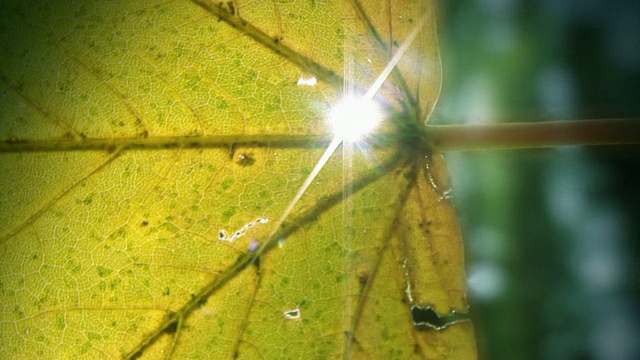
[0,0,475,358]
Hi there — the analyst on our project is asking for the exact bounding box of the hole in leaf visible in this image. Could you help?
[411,305,469,330]
[284,308,301,319]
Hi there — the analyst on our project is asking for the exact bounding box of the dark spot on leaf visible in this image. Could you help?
[198,297,208,308]
[228,143,237,159]
[164,321,178,334]
[141,221,149,227]
[358,274,368,288]
[418,220,431,229]
[235,153,255,166]
[226,1,236,15]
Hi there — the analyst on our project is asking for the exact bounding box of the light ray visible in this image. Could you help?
[266,137,342,242]
[363,16,425,101]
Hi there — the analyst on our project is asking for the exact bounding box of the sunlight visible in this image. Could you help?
[327,97,382,142]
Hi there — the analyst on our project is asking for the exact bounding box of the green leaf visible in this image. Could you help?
[0,0,475,358]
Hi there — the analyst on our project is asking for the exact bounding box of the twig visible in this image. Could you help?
[426,119,640,151]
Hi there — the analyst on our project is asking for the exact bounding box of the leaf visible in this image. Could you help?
[0,0,475,358]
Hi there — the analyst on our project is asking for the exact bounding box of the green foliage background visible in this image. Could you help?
[433,1,640,359]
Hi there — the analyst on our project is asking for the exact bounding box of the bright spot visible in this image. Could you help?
[248,239,260,252]
[327,97,382,141]
[297,77,317,86]
[467,262,506,301]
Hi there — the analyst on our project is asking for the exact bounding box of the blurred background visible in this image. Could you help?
[431,0,640,359]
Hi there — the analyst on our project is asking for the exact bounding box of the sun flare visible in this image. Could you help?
[327,97,383,142]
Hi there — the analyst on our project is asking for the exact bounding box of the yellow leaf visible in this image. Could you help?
[0,0,475,358]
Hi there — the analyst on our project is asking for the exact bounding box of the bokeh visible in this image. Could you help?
[432,1,640,359]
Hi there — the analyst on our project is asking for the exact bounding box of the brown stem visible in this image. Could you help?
[426,119,640,151]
